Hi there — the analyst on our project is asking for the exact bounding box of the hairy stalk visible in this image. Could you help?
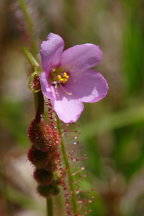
[18,0,38,55]
[47,198,53,216]
[57,119,78,215]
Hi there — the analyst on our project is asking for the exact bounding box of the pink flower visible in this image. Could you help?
[40,33,108,123]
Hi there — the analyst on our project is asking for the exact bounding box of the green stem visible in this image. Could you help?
[57,119,78,215]
[18,0,38,55]
[23,47,39,69]
[47,198,53,216]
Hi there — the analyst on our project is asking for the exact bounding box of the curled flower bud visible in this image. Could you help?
[37,184,60,197]
[28,118,60,152]
[28,145,50,168]
[34,169,53,185]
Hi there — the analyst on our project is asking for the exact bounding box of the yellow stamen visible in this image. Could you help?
[57,73,69,84]
[51,69,69,84]
[50,67,70,85]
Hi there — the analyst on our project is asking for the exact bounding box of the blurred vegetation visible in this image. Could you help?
[0,0,144,215]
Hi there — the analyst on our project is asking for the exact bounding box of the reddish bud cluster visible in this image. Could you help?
[28,117,61,197]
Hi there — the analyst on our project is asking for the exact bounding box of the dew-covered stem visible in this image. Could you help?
[57,119,78,216]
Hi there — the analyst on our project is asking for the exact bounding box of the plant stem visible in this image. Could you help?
[18,1,54,215]
[23,47,39,69]
[57,119,78,216]
[47,198,53,216]
[18,0,38,55]
[34,90,44,122]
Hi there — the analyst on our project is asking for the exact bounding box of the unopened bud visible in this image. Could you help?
[34,169,53,185]
[28,119,60,152]
[37,184,60,197]
[28,145,49,168]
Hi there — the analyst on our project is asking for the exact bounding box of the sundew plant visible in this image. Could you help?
[1,0,144,216]
[17,0,108,215]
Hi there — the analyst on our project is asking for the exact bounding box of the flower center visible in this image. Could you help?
[50,68,69,85]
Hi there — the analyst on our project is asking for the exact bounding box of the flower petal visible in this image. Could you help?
[40,72,54,100]
[40,33,64,72]
[51,95,84,123]
[61,44,103,72]
[64,69,108,103]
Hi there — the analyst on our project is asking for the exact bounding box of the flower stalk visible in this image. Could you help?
[47,197,53,216]
[22,47,39,69]
[18,0,54,215]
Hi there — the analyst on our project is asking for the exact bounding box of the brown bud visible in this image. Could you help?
[28,119,60,152]
[34,169,53,185]
[28,145,50,168]
[37,184,60,197]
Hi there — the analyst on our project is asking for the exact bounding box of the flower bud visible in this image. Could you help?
[34,169,53,185]
[28,119,60,152]
[37,184,60,197]
[28,145,50,168]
